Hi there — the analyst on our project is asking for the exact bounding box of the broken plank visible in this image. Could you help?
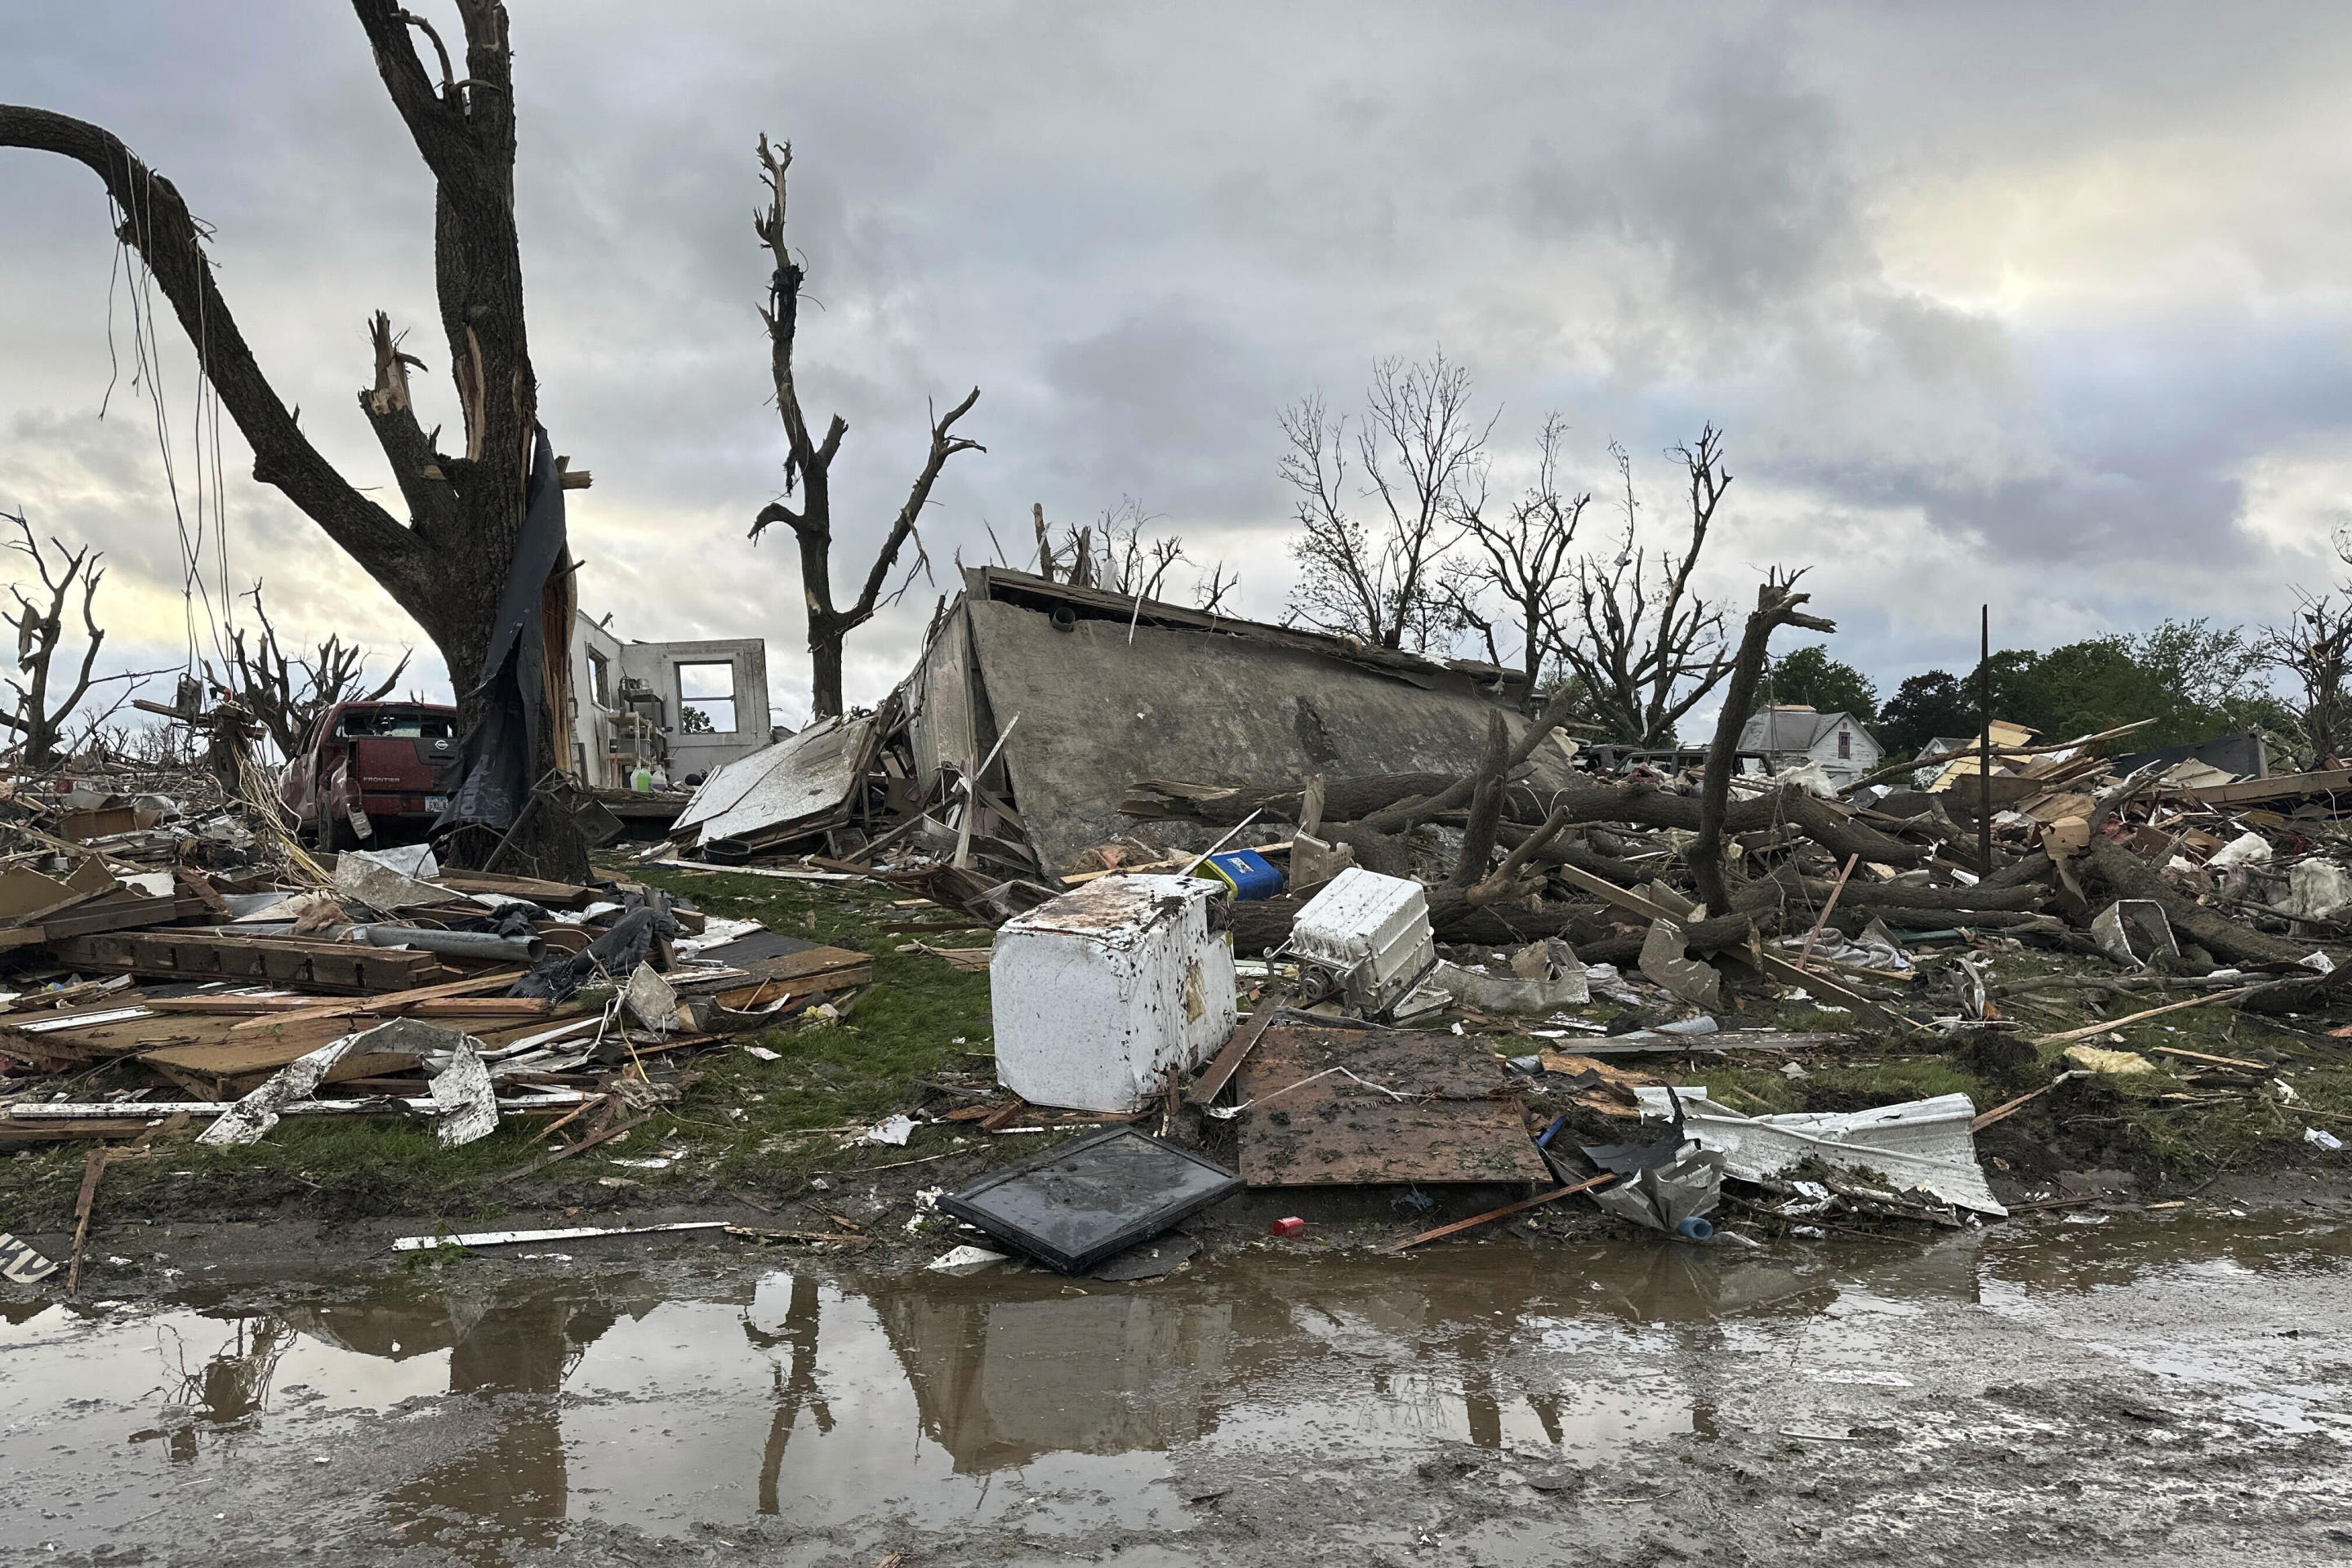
[2032,987,2256,1045]
[1238,1025,1550,1187]
[227,970,524,1031]
[1185,1001,1284,1107]
[1379,1172,1615,1253]
[48,932,441,994]
[2147,1044,2272,1071]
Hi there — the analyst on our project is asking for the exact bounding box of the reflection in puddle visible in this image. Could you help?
[2,1213,2345,1556]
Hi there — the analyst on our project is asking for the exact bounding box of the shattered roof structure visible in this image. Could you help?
[900,568,1579,875]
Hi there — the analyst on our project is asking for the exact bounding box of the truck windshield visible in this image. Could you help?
[336,710,455,740]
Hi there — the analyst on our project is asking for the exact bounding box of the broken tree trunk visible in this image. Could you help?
[746,133,984,721]
[2,5,590,877]
[1359,683,1584,835]
[1449,713,1511,888]
[2080,838,2328,969]
[1690,579,1837,911]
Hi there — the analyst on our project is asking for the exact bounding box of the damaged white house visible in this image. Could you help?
[1737,705,1882,788]
[567,611,776,788]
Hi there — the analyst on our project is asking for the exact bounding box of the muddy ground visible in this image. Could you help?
[8,1202,2352,1566]
[10,867,2352,1561]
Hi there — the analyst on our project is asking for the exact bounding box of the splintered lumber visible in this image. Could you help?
[149,994,549,1018]
[1547,860,1904,1027]
[227,970,524,1032]
[2031,987,2256,1045]
[1185,1000,1284,1107]
[2175,767,2352,808]
[48,931,442,994]
[1379,1173,1616,1253]
[3,891,212,948]
[431,868,601,908]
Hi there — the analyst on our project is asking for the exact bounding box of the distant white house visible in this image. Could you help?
[1737,705,1882,786]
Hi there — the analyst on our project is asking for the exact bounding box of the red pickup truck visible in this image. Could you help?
[280,701,459,847]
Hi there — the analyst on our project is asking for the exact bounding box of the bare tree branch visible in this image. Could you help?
[1281,352,1490,651]
[745,131,983,719]
[2,509,109,768]
[1554,424,1735,746]
[1445,412,1588,706]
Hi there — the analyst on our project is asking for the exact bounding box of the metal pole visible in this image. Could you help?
[1979,604,1993,873]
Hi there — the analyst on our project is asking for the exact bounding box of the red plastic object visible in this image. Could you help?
[1272,1216,1306,1236]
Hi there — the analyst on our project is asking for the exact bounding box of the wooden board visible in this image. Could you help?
[1237,1024,1549,1187]
[416,869,599,908]
[47,932,442,993]
[2176,768,2352,808]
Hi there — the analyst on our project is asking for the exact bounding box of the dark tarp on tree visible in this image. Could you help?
[439,429,569,832]
[898,568,1581,875]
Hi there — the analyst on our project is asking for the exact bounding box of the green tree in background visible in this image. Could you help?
[1970,619,2288,750]
[1754,644,1877,722]
[1877,670,1975,755]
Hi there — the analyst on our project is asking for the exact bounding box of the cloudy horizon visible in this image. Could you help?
[8,2,2351,737]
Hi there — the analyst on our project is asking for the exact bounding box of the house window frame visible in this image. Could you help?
[675,661,740,735]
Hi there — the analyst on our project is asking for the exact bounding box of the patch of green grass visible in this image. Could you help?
[0,866,1012,1227]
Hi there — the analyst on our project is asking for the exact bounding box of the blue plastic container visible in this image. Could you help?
[1200,848,1285,901]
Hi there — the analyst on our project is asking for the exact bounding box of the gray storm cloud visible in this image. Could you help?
[6,1,2350,729]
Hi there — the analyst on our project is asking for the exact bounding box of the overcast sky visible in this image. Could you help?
[8,2,2351,731]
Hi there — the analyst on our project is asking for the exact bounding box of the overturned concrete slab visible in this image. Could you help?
[902,568,1579,875]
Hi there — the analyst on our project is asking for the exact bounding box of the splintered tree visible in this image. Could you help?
[1281,351,1491,653]
[1441,412,1588,706]
[3,510,107,769]
[1555,426,1736,746]
[1025,497,1236,610]
[209,583,413,760]
[2261,590,2352,767]
[747,134,983,721]
[2,2,590,875]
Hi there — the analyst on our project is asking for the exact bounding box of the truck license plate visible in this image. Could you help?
[425,795,450,812]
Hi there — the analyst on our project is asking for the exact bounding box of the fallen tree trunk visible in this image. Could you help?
[2080,838,2326,969]
[1123,773,1458,827]
[1575,906,1780,968]
[1745,863,2044,913]
[1824,906,2048,934]
[1775,788,1933,870]
[1360,683,1586,835]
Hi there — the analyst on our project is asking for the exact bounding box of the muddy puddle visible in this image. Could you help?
[6,1213,2351,1563]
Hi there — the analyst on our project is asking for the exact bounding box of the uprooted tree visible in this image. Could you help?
[3,509,108,769]
[747,133,983,722]
[1,2,591,875]
[207,582,413,760]
[1280,351,1491,653]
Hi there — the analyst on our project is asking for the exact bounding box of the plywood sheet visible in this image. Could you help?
[1237,1024,1548,1187]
